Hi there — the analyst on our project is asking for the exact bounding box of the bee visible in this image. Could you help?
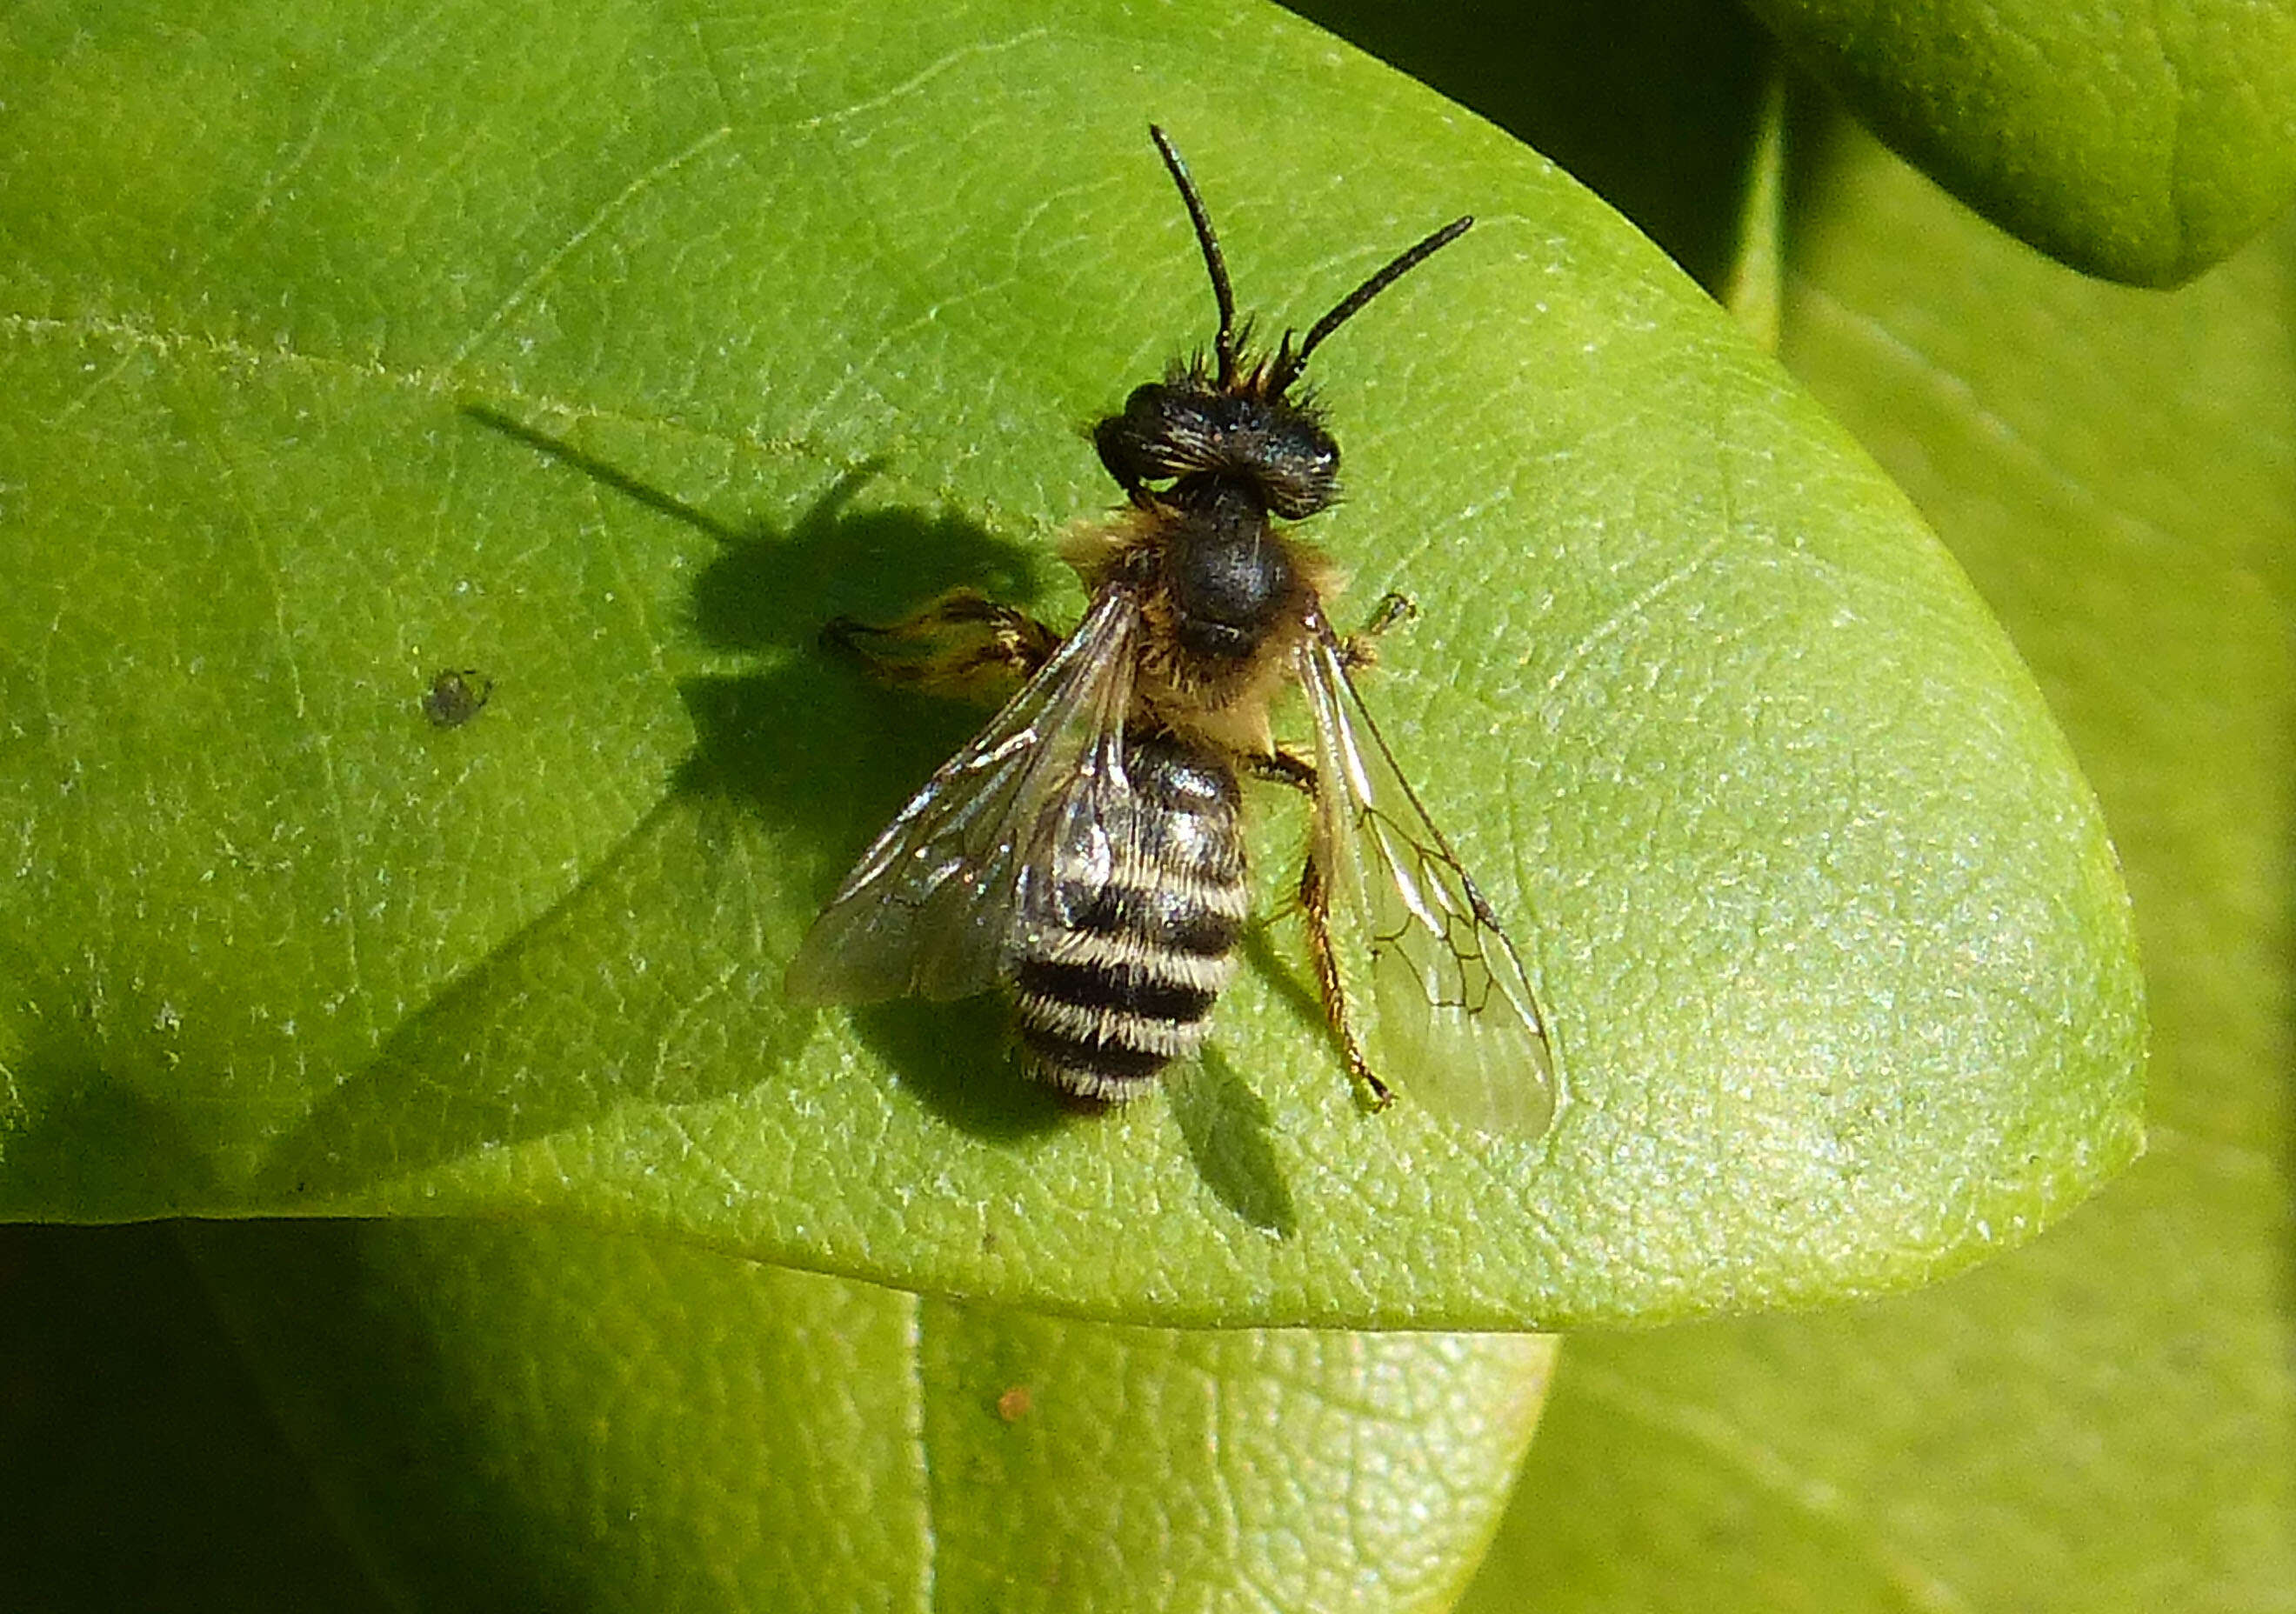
[787,127,1557,1138]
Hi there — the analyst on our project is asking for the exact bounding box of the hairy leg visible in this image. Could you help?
[822,588,1061,706]
[1249,749,1393,1110]
[1340,590,1416,671]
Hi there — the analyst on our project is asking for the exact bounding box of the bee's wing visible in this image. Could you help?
[786,587,1139,1006]
[1296,624,1559,1139]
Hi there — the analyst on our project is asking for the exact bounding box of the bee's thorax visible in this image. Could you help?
[1165,481,1298,660]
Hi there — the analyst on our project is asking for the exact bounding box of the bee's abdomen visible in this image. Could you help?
[1016,730,1245,1102]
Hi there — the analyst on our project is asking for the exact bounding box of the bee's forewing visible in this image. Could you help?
[786,588,1140,1005]
[1296,628,1558,1139]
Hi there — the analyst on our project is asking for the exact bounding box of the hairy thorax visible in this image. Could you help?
[1061,499,1343,757]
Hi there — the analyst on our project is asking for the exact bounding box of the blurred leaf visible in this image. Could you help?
[1460,107,2295,1614]
[1746,0,2296,283]
[0,0,2139,1333]
[0,1224,387,1613]
[0,1220,1552,1613]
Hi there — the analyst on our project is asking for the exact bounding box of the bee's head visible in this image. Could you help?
[1092,127,1469,518]
[1094,376,1339,520]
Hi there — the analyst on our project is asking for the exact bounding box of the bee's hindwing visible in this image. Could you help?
[786,587,1141,1006]
[1296,625,1558,1139]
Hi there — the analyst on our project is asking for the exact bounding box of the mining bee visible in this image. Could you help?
[787,127,1557,1138]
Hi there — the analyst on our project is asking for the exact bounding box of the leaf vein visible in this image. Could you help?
[1567,1360,1972,1613]
[1786,283,2184,557]
[1538,532,1726,696]
[801,29,1053,131]
[0,308,833,467]
[444,124,737,367]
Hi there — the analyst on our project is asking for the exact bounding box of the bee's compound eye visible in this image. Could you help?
[1254,418,1340,519]
[1097,382,1218,490]
[1131,384,1221,470]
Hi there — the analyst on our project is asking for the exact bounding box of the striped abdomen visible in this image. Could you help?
[1015,729,1246,1100]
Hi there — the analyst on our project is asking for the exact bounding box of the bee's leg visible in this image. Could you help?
[1340,591,1417,671]
[822,589,1061,706]
[1248,749,1394,1112]
[1246,748,1318,794]
[1299,851,1394,1112]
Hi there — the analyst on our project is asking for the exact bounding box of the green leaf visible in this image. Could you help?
[0,1220,1553,1612]
[1745,0,2296,284]
[0,0,2139,1329]
[1458,108,2296,1614]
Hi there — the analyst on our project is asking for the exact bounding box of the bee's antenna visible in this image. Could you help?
[1149,125,1242,389]
[1271,214,1475,395]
